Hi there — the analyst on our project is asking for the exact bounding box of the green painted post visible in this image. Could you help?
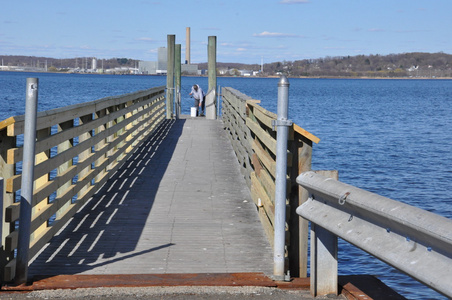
[175,44,181,119]
[166,35,175,119]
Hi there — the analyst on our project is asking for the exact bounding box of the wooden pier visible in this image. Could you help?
[26,117,274,276]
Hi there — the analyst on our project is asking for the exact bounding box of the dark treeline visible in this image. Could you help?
[199,52,452,78]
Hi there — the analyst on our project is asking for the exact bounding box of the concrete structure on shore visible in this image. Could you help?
[139,46,198,75]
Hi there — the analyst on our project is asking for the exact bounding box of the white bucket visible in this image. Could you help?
[190,107,197,117]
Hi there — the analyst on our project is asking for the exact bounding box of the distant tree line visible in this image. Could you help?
[199,52,452,78]
[0,55,138,70]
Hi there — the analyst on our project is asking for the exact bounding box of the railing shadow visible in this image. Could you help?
[28,119,185,277]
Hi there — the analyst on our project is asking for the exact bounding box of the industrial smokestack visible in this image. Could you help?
[186,27,191,64]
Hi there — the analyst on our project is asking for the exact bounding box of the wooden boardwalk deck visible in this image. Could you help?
[28,116,273,277]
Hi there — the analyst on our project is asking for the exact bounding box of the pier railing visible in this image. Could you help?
[221,87,320,277]
[0,86,166,282]
[297,171,452,298]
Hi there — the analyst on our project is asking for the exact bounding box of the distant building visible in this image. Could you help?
[139,47,198,75]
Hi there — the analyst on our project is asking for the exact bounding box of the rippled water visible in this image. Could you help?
[1,72,451,299]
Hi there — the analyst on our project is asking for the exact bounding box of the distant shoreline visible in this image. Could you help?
[1,69,451,80]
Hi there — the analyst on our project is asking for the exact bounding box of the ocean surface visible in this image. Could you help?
[1,72,451,299]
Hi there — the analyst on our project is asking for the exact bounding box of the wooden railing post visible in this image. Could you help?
[0,129,15,281]
[175,44,181,119]
[288,131,312,278]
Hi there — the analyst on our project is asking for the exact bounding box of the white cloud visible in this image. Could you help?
[136,37,154,41]
[253,31,300,38]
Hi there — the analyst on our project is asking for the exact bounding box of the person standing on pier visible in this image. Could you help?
[189,84,205,116]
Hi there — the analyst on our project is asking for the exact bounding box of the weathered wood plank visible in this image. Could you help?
[246,117,276,155]
[293,123,320,144]
[251,172,275,226]
[247,101,276,130]
[252,139,276,177]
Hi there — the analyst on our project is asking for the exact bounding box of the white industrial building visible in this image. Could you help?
[139,47,198,75]
[139,28,198,75]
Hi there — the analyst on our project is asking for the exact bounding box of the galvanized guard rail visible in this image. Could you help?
[0,86,166,282]
[296,171,452,298]
[221,86,320,278]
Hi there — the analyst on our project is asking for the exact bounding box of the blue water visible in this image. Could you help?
[1,72,451,299]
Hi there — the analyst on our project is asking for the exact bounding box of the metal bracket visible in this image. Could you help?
[271,118,293,131]
[338,192,350,205]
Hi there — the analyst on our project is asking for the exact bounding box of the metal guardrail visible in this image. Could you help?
[296,170,452,298]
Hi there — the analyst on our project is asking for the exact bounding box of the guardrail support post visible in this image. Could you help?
[311,223,338,296]
[273,75,292,281]
[16,78,39,284]
[309,170,338,297]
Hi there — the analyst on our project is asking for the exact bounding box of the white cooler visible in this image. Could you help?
[190,107,197,117]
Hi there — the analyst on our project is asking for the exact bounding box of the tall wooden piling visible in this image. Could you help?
[166,35,175,119]
[175,44,181,119]
[208,36,217,94]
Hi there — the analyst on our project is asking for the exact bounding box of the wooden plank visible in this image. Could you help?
[247,101,276,130]
[246,117,276,155]
[252,139,276,177]
[259,207,275,248]
[0,117,16,131]
[257,169,276,204]
[251,172,275,226]
[293,123,320,144]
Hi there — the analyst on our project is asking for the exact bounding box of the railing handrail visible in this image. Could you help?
[296,170,452,298]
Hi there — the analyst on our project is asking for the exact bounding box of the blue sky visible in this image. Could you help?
[1,0,451,64]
